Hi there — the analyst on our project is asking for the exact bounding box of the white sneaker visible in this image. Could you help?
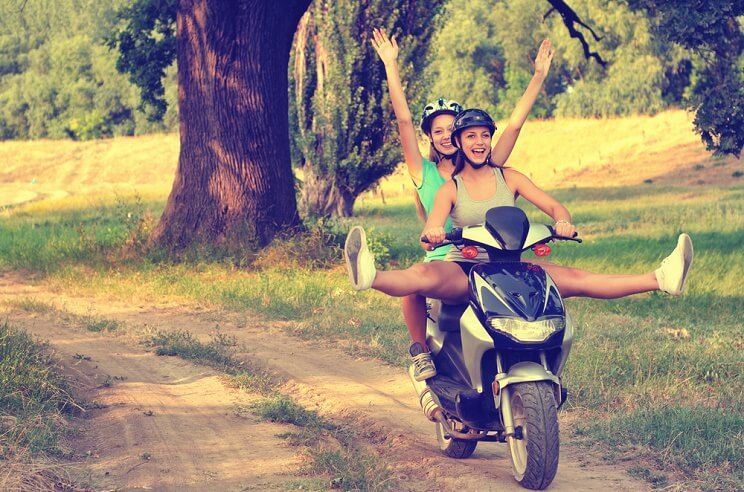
[344,226,377,291]
[655,233,694,296]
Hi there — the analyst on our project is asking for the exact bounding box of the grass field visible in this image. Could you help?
[1,110,742,489]
[0,322,77,489]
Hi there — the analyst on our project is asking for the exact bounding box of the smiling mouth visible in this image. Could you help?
[472,149,486,157]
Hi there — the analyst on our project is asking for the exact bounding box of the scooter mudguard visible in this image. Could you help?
[493,361,561,410]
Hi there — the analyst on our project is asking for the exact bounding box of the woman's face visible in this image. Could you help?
[429,114,456,155]
[458,125,492,164]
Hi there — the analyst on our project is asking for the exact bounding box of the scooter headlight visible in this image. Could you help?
[487,317,565,342]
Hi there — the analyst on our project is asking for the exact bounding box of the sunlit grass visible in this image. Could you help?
[1,179,742,488]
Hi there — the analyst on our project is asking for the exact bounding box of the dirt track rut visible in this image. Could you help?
[0,272,649,491]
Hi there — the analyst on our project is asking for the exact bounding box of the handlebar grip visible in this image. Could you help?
[420,228,463,244]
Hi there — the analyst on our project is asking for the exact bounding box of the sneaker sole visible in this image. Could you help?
[414,368,437,381]
[677,233,693,294]
[344,226,366,290]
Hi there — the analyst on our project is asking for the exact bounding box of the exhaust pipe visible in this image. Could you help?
[408,365,489,441]
[407,365,442,422]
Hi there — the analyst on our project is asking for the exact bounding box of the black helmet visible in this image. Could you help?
[450,109,497,149]
[420,98,463,134]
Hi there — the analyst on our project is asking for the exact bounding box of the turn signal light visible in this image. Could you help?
[533,244,551,256]
[461,246,479,259]
[492,380,500,395]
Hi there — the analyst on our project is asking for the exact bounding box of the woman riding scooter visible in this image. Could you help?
[371,28,556,381]
[344,108,693,328]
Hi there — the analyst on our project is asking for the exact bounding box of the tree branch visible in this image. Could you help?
[545,0,607,67]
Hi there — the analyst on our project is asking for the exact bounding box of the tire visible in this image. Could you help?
[435,421,478,459]
[507,382,559,490]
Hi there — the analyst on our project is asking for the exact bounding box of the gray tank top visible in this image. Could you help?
[445,167,515,263]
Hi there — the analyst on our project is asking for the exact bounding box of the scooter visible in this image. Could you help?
[411,206,581,490]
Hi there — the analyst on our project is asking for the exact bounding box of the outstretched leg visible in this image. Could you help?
[533,233,694,299]
[372,262,468,304]
[534,261,658,299]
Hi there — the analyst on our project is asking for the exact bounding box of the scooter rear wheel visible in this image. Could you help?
[435,421,477,459]
[507,381,559,490]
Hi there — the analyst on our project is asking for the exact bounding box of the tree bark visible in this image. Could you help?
[152,0,311,252]
[299,164,356,217]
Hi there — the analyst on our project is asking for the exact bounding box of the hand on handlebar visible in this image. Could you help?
[420,226,446,251]
[553,220,577,239]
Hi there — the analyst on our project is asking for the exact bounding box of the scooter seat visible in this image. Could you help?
[439,303,468,332]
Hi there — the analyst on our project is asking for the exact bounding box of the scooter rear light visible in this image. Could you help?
[461,246,479,259]
[533,244,551,256]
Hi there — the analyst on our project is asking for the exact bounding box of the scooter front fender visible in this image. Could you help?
[496,362,562,437]
[493,361,561,410]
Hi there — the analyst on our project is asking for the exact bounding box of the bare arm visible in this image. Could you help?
[420,181,456,250]
[371,28,423,183]
[503,169,577,237]
[491,39,554,166]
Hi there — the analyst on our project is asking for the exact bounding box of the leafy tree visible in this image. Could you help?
[0,0,175,139]
[627,0,744,156]
[290,0,447,217]
[428,0,683,120]
[110,0,311,250]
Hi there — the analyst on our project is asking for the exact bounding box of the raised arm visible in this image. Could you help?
[491,39,554,166]
[371,28,424,182]
[503,169,577,238]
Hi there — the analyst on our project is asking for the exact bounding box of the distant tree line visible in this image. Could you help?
[3,0,738,146]
[0,0,178,140]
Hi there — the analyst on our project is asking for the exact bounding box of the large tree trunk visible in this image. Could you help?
[152,0,311,252]
[299,164,356,217]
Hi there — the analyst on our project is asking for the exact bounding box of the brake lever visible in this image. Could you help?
[546,225,583,243]
[420,236,455,247]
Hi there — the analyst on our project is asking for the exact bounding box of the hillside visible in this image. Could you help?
[0,110,741,209]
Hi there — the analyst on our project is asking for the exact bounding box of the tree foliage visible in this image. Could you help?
[106,0,177,121]
[627,0,744,156]
[290,0,447,217]
[429,0,689,120]
[0,0,176,140]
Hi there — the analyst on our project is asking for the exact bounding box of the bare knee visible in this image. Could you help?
[406,263,439,295]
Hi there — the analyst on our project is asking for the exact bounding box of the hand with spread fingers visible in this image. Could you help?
[371,27,399,66]
[533,38,555,80]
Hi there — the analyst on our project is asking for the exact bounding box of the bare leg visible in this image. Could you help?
[532,260,659,299]
[372,261,469,304]
[402,294,428,348]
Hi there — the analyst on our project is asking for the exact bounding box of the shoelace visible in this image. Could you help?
[412,352,434,372]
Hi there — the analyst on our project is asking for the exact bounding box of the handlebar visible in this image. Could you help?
[420,228,462,244]
[546,225,583,243]
[420,226,582,245]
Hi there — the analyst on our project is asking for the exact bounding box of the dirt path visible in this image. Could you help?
[0,272,650,491]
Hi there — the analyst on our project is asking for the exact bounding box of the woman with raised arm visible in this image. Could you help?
[371,28,556,380]
[344,108,693,363]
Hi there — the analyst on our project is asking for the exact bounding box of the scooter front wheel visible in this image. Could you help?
[507,381,559,490]
[435,420,477,459]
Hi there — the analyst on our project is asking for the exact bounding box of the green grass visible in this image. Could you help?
[0,322,77,488]
[149,329,274,395]
[1,183,743,489]
[0,322,74,455]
